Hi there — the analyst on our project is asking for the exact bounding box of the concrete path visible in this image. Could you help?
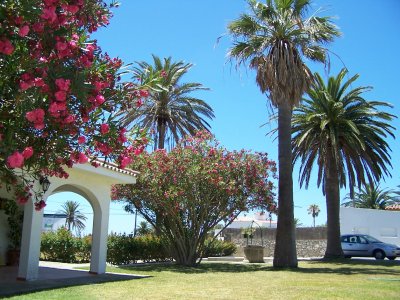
[0,261,148,298]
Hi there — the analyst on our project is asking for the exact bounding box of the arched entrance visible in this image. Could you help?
[17,162,138,280]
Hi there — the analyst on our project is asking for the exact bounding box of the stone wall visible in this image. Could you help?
[222,227,327,257]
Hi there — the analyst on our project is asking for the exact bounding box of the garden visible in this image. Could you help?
[1,0,400,298]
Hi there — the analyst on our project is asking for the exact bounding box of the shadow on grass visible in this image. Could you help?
[116,258,400,277]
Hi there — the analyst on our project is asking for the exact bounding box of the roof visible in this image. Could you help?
[93,159,139,178]
[385,204,400,211]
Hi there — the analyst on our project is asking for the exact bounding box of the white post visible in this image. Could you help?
[17,198,44,280]
[89,189,110,274]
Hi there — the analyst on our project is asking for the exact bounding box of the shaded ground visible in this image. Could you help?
[0,262,148,298]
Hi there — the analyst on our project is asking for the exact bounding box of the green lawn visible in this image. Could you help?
[9,259,400,300]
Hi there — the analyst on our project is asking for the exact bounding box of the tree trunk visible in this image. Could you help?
[273,103,297,268]
[324,149,344,258]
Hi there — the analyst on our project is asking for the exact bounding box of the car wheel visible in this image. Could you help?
[374,250,385,260]
[387,256,396,260]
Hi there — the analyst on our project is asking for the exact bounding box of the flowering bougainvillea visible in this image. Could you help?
[0,0,154,207]
[112,131,277,266]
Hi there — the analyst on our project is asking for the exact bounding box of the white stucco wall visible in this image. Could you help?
[0,187,12,266]
[340,207,400,245]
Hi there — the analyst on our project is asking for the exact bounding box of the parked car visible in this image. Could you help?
[341,234,400,260]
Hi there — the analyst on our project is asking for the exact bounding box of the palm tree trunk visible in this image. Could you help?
[324,149,344,258]
[273,103,297,268]
[157,118,166,150]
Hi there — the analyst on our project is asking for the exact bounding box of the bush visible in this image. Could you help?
[202,239,237,257]
[106,233,172,265]
[41,230,173,264]
[41,228,91,263]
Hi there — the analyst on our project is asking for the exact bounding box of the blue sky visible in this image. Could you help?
[45,0,400,234]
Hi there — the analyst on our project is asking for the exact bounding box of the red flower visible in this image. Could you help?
[55,78,71,91]
[7,151,24,168]
[78,136,86,144]
[100,123,109,134]
[26,108,44,122]
[78,152,88,164]
[0,39,15,55]
[55,90,67,101]
[34,200,46,211]
[22,147,34,159]
[18,25,30,37]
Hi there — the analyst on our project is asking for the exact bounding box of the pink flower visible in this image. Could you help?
[41,6,57,22]
[55,90,67,101]
[100,123,109,135]
[0,39,15,55]
[17,196,29,205]
[119,156,132,169]
[18,25,30,37]
[136,99,143,107]
[34,122,45,130]
[32,22,44,33]
[26,108,45,123]
[34,77,45,87]
[78,153,88,164]
[64,115,75,124]
[34,200,46,211]
[78,136,86,144]
[20,80,33,91]
[22,147,34,159]
[7,151,24,168]
[55,78,71,91]
[55,41,68,51]
[95,94,105,105]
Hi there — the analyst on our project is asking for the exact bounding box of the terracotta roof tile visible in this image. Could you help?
[385,204,400,211]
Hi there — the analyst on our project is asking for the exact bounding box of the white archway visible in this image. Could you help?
[17,162,137,281]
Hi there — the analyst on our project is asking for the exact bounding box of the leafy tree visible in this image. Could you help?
[294,218,303,228]
[292,68,395,258]
[136,221,154,236]
[342,183,398,210]
[307,204,320,227]
[118,55,215,150]
[59,200,87,235]
[112,131,277,266]
[0,0,152,210]
[227,0,339,267]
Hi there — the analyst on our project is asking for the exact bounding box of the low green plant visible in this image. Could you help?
[202,239,237,257]
[2,198,24,250]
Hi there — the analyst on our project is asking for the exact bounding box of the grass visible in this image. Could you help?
[8,259,400,299]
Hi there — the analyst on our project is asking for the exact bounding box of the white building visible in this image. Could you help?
[340,207,400,245]
[42,214,67,232]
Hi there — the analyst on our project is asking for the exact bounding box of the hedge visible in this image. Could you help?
[40,229,235,264]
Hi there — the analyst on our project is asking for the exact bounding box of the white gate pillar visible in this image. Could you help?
[89,187,111,274]
[17,198,44,280]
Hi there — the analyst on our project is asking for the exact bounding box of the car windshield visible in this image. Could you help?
[363,235,382,243]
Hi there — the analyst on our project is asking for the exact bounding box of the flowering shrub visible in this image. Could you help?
[112,131,277,266]
[0,0,153,206]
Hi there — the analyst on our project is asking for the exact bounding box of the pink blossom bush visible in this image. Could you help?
[0,0,153,207]
[112,131,277,266]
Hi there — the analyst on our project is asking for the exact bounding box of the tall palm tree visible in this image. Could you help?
[342,183,398,210]
[227,0,339,267]
[59,200,87,235]
[307,204,320,227]
[118,55,215,150]
[292,68,395,258]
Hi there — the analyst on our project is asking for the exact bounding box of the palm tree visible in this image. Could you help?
[118,55,215,150]
[342,183,398,210]
[292,68,395,258]
[59,201,87,235]
[227,0,339,268]
[307,204,320,227]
